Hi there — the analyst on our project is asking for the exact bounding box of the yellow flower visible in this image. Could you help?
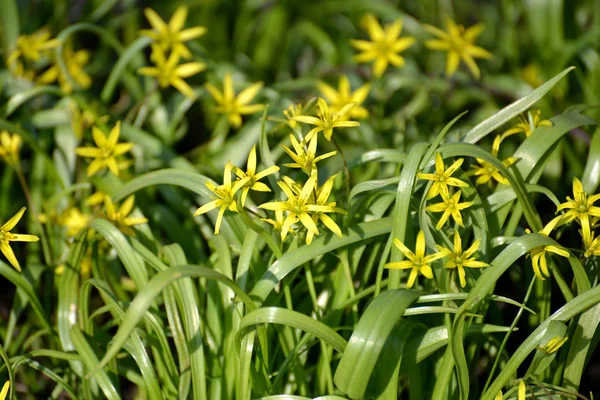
[317,76,371,119]
[0,381,8,400]
[75,122,134,177]
[522,63,543,88]
[283,103,304,129]
[205,73,265,128]
[59,207,91,237]
[103,195,148,236]
[526,215,569,280]
[385,230,445,289]
[38,46,92,93]
[292,98,359,141]
[468,136,517,186]
[259,174,335,243]
[194,162,249,235]
[140,6,207,59]
[436,230,488,287]
[68,101,110,139]
[86,191,107,207]
[417,153,468,199]
[351,14,415,78]
[0,207,39,272]
[425,190,473,230]
[304,174,346,245]
[261,210,291,233]
[518,380,526,400]
[557,177,600,244]
[138,46,205,99]
[281,133,336,176]
[7,28,60,67]
[424,17,492,79]
[538,335,568,354]
[500,109,552,142]
[231,145,279,206]
[0,131,22,167]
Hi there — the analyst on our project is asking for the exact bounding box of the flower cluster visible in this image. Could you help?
[351,14,491,79]
[138,6,207,98]
[8,28,92,93]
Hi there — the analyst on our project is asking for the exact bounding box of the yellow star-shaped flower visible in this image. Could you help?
[556,177,600,244]
[436,230,488,287]
[385,230,445,288]
[292,98,359,141]
[424,17,492,79]
[281,134,336,176]
[500,109,552,142]
[425,190,473,230]
[468,136,517,186]
[59,207,92,237]
[75,121,134,177]
[140,6,207,59]
[205,73,265,128]
[38,46,92,93]
[194,162,249,235]
[231,145,279,206]
[7,28,60,67]
[317,75,371,119]
[417,153,468,199]
[525,215,569,280]
[351,14,415,77]
[103,195,148,236]
[0,207,39,272]
[138,46,205,99]
[259,174,335,242]
[304,174,347,245]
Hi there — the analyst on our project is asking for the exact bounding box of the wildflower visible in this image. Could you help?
[436,230,488,287]
[556,177,600,244]
[283,104,304,129]
[385,230,445,288]
[500,110,552,142]
[424,17,492,79]
[261,210,290,233]
[468,136,517,186]
[281,134,336,176]
[0,381,8,400]
[526,215,569,280]
[7,28,60,68]
[351,14,415,77]
[194,162,249,235]
[317,76,371,119]
[259,174,335,242]
[0,207,39,272]
[138,46,205,99]
[103,195,148,236]
[292,98,359,141]
[205,73,265,128]
[425,190,473,229]
[75,122,134,177]
[538,335,568,354]
[417,153,469,199]
[37,46,92,93]
[140,6,207,59]
[0,131,22,167]
[231,145,279,206]
[305,174,346,244]
[59,207,91,237]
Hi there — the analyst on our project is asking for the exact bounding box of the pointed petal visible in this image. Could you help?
[194,200,220,216]
[214,206,226,235]
[92,126,107,147]
[446,51,460,77]
[1,242,20,271]
[169,6,188,33]
[237,82,263,105]
[178,26,207,41]
[317,81,340,104]
[299,212,319,235]
[10,234,39,242]
[320,214,342,237]
[1,207,26,231]
[144,8,167,31]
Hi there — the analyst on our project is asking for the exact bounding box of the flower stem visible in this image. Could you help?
[332,136,350,204]
[15,166,53,266]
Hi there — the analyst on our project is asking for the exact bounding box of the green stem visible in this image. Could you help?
[332,136,350,205]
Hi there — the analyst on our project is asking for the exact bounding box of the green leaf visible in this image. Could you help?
[334,289,421,399]
[462,67,575,144]
[0,0,19,60]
